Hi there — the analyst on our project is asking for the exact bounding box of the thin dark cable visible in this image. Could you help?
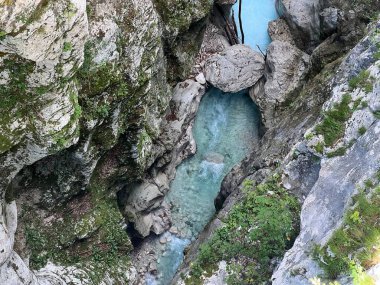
[238,0,245,44]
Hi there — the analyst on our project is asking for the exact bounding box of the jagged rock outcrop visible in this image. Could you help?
[268,18,295,45]
[122,79,205,237]
[279,0,322,51]
[0,0,213,283]
[272,21,380,284]
[204,44,265,92]
[250,40,310,127]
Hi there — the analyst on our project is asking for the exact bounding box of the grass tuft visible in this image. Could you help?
[315,94,352,146]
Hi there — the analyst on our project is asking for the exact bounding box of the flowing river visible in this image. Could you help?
[146,1,277,284]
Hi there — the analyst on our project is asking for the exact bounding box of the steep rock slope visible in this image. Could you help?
[0,0,213,284]
[173,0,380,284]
[273,21,380,285]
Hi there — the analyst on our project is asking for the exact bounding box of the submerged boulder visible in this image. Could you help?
[204,152,225,164]
[204,44,265,93]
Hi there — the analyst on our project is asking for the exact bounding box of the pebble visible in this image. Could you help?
[195,72,206,85]
[169,226,179,234]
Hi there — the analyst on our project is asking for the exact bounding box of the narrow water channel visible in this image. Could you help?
[233,0,278,51]
[152,90,260,285]
[146,1,278,284]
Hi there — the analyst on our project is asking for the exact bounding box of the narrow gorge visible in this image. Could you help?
[1,1,380,285]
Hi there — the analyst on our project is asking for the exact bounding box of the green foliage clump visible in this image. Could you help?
[0,30,6,40]
[186,176,300,285]
[24,179,132,284]
[349,70,375,94]
[358,126,367,136]
[315,94,352,146]
[327,147,347,158]
[373,110,380,119]
[63,42,73,52]
[313,177,380,284]
[315,142,325,154]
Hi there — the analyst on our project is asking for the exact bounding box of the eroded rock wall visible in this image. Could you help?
[0,0,214,283]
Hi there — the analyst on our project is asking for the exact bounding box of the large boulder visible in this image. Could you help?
[279,0,322,51]
[125,173,171,237]
[250,40,310,127]
[205,44,265,93]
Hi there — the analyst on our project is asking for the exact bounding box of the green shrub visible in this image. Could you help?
[186,176,300,285]
[315,94,352,146]
[349,70,374,93]
[327,147,347,158]
[63,42,73,52]
[373,110,380,119]
[315,142,325,154]
[358,127,367,136]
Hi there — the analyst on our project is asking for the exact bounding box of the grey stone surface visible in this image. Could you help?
[250,40,310,127]
[279,0,322,50]
[273,120,380,285]
[268,18,296,45]
[273,21,380,284]
[320,7,339,36]
[205,44,265,92]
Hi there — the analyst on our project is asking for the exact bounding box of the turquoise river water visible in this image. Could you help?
[233,0,278,51]
[146,1,277,284]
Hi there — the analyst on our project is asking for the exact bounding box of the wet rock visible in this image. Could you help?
[151,205,172,235]
[204,152,225,164]
[159,237,167,244]
[205,44,265,93]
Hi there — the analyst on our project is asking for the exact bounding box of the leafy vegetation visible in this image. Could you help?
[313,174,380,284]
[63,42,73,52]
[358,126,367,136]
[185,176,300,285]
[315,142,325,154]
[0,30,6,40]
[315,94,352,146]
[326,147,347,158]
[349,70,375,94]
[373,110,380,119]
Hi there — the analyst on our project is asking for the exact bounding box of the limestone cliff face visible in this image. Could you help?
[272,20,380,285]
[1,0,379,284]
[0,0,213,284]
[173,0,380,284]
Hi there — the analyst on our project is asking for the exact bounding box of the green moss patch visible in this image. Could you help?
[349,70,375,94]
[185,176,300,285]
[23,179,132,284]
